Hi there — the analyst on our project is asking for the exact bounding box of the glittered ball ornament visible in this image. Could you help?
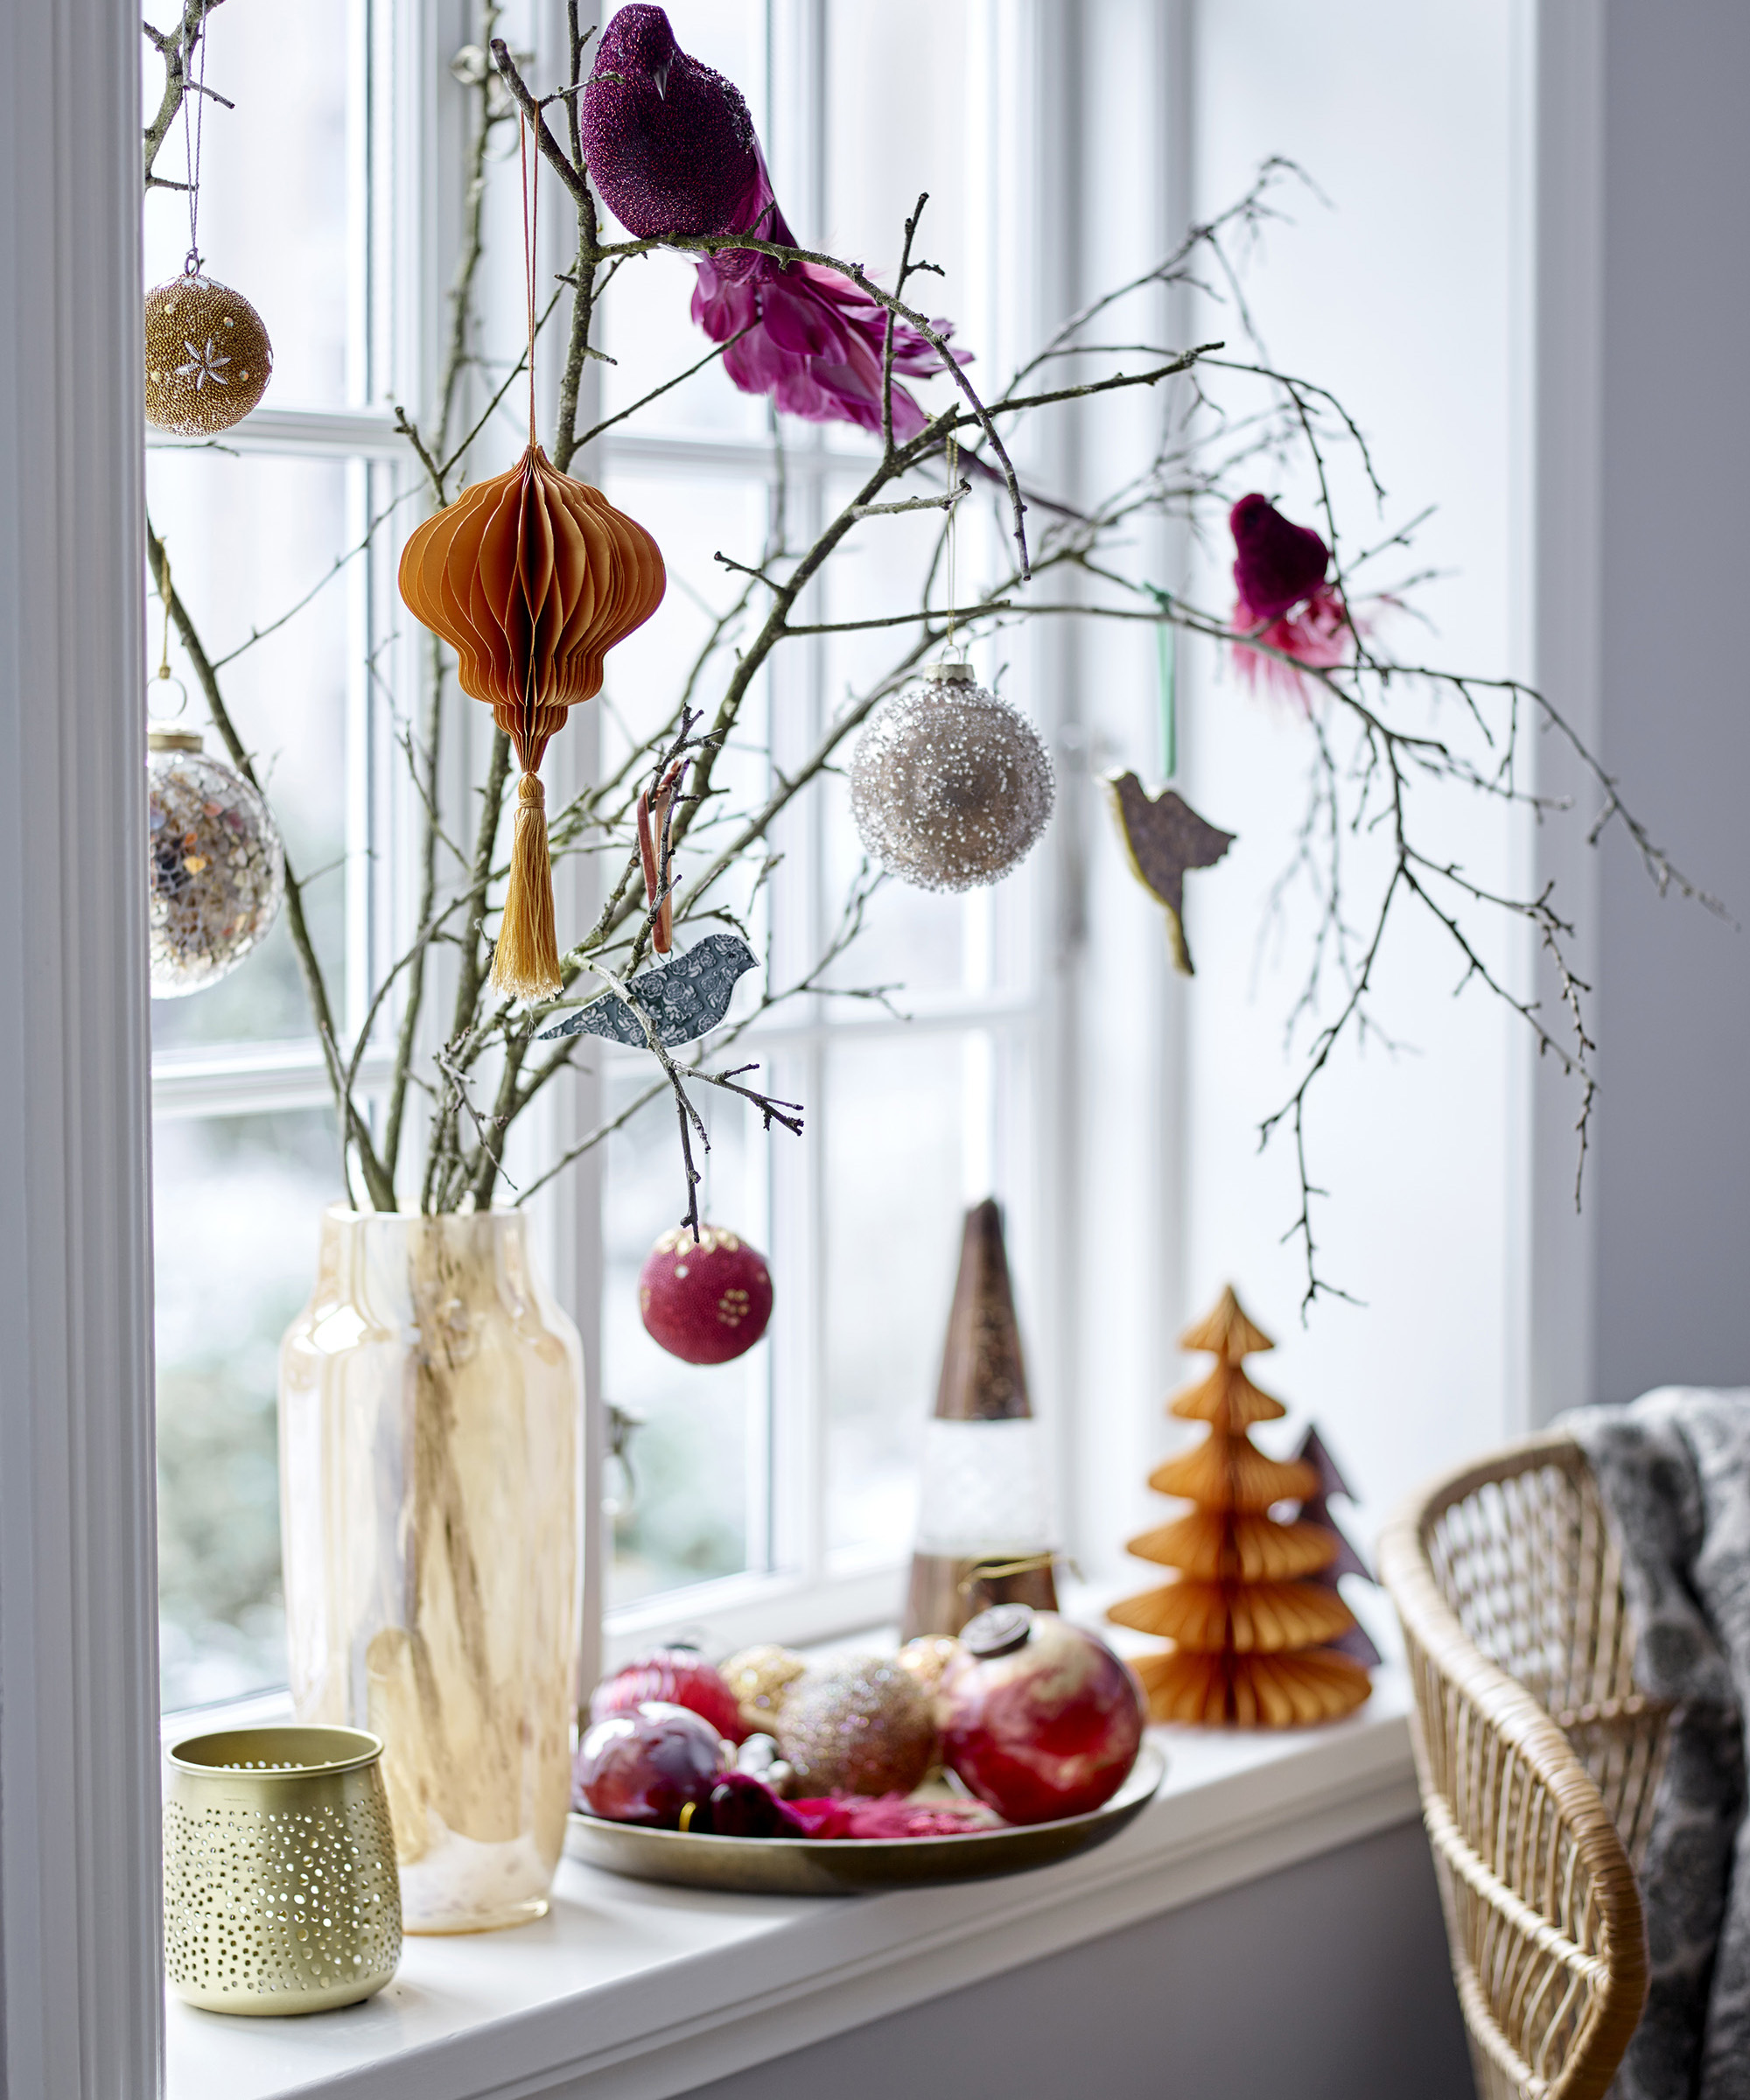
[776,1656,937,1797]
[850,661,1055,892]
[146,728,285,998]
[144,275,273,437]
[638,1224,773,1365]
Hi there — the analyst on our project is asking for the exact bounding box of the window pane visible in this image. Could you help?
[822,1031,969,1558]
[821,0,976,454]
[144,0,361,410]
[605,1074,768,1606]
[146,449,354,1053]
[155,1107,343,1710]
[599,466,773,970]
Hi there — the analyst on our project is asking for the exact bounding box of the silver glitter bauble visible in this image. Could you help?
[775,1654,937,1796]
[849,661,1055,892]
[147,729,285,998]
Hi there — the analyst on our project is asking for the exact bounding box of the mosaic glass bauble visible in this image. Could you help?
[144,274,273,436]
[849,661,1055,892]
[147,730,284,998]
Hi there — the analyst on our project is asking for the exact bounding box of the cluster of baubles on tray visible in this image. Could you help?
[576,1605,1146,1842]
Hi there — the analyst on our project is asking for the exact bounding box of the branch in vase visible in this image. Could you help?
[143,0,229,190]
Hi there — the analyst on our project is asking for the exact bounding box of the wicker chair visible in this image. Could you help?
[1378,1431,1673,2100]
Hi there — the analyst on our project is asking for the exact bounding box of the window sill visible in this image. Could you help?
[165,1667,1422,2100]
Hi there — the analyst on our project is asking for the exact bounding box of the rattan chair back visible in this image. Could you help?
[1379,1431,1672,2100]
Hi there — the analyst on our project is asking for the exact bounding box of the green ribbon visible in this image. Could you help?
[1144,584,1176,782]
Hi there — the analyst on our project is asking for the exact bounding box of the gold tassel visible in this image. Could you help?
[491,772,563,1000]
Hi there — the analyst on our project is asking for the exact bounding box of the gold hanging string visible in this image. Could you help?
[157,542,174,682]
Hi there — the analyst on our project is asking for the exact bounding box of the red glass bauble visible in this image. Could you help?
[589,1647,748,1742]
[639,1224,774,1365]
[939,1606,1144,1824]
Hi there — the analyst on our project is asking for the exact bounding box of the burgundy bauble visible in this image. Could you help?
[589,1647,749,1742]
[939,1606,1144,1825]
[640,1223,774,1365]
[573,1702,731,1825]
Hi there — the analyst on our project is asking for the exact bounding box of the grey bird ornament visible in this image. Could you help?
[1104,772,1236,976]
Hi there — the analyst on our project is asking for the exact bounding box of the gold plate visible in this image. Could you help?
[564,1742,1165,1895]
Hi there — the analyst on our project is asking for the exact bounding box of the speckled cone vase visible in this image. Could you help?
[901,1199,1059,1641]
[279,1208,582,1933]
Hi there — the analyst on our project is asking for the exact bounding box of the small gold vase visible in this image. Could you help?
[163,1725,402,2016]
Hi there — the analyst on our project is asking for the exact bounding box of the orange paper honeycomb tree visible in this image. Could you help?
[1108,1286,1373,1727]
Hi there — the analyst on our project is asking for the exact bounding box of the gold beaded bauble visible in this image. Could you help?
[145,274,273,436]
[719,1644,808,1740]
[775,1655,936,1796]
[897,1634,962,1704]
[850,661,1055,893]
[147,729,285,998]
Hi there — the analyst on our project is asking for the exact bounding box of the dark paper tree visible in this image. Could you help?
[1290,1424,1382,1670]
[1109,1286,1372,1727]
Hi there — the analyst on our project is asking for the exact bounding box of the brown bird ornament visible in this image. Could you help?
[1105,772,1236,976]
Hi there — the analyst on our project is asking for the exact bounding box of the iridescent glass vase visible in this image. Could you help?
[279,1207,582,1934]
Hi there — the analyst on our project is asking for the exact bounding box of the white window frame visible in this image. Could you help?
[0,3,1603,2091]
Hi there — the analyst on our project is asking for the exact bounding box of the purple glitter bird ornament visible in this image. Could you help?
[583,5,960,438]
[1228,493,1351,701]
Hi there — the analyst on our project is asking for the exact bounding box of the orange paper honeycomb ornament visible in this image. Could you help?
[397,444,665,998]
[1108,1286,1372,1727]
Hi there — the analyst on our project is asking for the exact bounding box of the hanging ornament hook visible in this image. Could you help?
[149,540,190,722]
[147,675,191,725]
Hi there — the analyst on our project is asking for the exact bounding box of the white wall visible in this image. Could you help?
[1170,1,1524,1554]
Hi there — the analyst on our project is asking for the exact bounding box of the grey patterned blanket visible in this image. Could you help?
[1562,1388,1750,2100]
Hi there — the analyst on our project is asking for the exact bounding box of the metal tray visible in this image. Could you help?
[564,1743,1165,1895]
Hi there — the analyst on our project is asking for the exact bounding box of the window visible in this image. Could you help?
[146,0,405,1708]
[592,0,1053,1650]
[148,0,1054,1704]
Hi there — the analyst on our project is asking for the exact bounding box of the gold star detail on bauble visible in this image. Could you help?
[1105,770,1236,976]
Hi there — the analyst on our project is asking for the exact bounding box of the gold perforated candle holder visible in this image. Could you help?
[163,1726,402,2016]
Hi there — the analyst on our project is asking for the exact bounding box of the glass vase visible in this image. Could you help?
[279,1206,582,1934]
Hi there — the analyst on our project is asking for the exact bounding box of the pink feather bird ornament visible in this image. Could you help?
[582,5,961,438]
[1228,493,1352,698]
